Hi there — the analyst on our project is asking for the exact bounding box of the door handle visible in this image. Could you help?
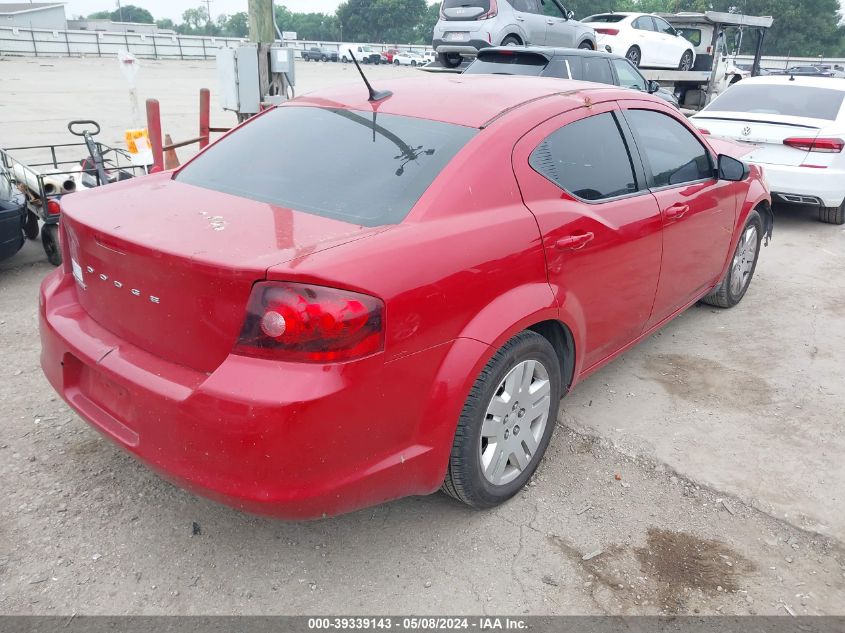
[547,19,555,25]
[555,232,594,250]
[665,204,689,220]
[516,14,524,21]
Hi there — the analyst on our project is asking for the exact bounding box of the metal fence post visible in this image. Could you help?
[152,35,158,59]
[94,31,101,57]
[63,29,71,56]
[29,28,37,57]
[201,37,207,59]
[177,36,183,60]
[199,88,210,149]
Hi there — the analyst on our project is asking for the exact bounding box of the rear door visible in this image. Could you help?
[620,102,737,324]
[631,16,658,66]
[512,103,664,370]
[580,56,615,86]
[540,0,575,47]
[652,16,684,68]
[511,0,547,45]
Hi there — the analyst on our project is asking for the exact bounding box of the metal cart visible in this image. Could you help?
[0,121,148,266]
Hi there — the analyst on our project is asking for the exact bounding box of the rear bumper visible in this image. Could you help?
[755,162,845,208]
[39,269,467,519]
[432,38,490,56]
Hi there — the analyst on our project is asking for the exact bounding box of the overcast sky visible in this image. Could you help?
[64,0,346,21]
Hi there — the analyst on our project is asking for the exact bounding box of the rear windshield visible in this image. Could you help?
[443,0,490,10]
[583,14,626,23]
[704,84,845,120]
[465,51,548,76]
[176,107,476,226]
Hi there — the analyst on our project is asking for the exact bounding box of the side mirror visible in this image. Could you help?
[718,154,750,182]
[567,10,575,20]
[647,80,660,94]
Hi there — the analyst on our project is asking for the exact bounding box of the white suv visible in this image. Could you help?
[433,0,596,68]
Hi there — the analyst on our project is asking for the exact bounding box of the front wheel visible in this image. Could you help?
[411,60,417,66]
[438,52,462,68]
[41,223,63,267]
[442,331,562,509]
[701,210,762,308]
[342,56,348,63]
[679,50,694,71]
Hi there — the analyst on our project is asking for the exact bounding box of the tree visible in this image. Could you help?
[337,0,428,43]
[179,6,210,33]
[111,4,154,23]
[220,12,249,37]
[87,10,111,19]
[155,18,175,31]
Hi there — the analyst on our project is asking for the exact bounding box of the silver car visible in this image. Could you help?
[433,0,597,68]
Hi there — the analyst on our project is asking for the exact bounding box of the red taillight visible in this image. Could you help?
[784,137,845,153]
[480,0,498,19]
[47,199,61,215]
[234,282,385,363]
[596,28,619,35]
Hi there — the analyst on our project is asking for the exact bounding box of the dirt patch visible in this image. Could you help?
[548,528,755,614]
[636,527,754,592]
[643,354,773,408]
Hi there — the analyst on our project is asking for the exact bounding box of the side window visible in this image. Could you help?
[582,57,614,85]
[539,0,565,18]
[633,17,654,31]
[546,57,574,79]
[653,17,676,36]
[529,112,638,201]
[626,109,713,187]
[511,0,532,12]
[612,59,646,91]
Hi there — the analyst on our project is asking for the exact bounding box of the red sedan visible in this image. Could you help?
[39,75,771,519]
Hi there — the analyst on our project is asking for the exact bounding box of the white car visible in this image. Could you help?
[691,76,845,225]
[393,51,425,66]
[582,12,695,70]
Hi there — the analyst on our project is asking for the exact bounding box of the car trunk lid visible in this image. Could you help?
[61,174,381,373]
[693,113,828,166]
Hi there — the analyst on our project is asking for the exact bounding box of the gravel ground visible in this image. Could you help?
[1,57,844,616]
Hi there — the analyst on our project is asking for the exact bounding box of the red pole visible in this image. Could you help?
[199,88,210,150]
[146,98,164,173]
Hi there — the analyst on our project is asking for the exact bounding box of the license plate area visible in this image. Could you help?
[446,32,469,41]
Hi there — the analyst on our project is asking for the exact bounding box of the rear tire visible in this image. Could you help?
[342,55,348,63]
[41,223,62,267]
[626,46,641,67]
[442,331,562,509]
[578,40,594,50]
[819,201,845,225]
[501,35,521,47]
[438,52,462,68]
[701,210,762,309]
[679,50,694,71]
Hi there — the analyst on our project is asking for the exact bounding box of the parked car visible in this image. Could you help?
[382,48,401,63]
[394,51,425,66]
[691,75,845,224]
[422,50,437,64]
[339,44,382,64]
[779,65,834,77]
[40,75,771,519]
[464,46,679,106]
[582,12,696,70]
[0,164,26,263]
[301,47,338,62]
[433,0,597,69]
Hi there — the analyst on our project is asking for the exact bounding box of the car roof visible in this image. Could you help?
[737,75,845,89]
[480,45,627,62]
[291,74,620,128]
[584,12,639,18]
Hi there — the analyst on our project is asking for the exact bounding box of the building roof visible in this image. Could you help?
[0,2,65,15]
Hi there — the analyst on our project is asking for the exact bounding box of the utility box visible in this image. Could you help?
[216,45,260,115]
[270,46,296,85]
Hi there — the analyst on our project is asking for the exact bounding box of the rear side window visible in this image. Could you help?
[176,107,476,226]
[677,28,701,46]
[704,84,845,120]
[633,17,655,31]
[653,17,676,36]
[529,112,638,201]
[465,51,549,76]
[625,109,713,187]
[582,57,614,85]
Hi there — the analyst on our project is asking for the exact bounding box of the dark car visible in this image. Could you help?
[0,165,26,263]
[464,46,679,107]
[301,47,338,62]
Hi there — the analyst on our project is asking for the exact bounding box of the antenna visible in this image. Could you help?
[349,51,393,102]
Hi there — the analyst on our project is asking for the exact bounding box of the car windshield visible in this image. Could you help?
[176,107,477,227]
[465,51,548,76]
[583,14,626,23]
[0,167,13,201]
[677,28,701,46]
[443,0,491,10]
[703,84,845,120]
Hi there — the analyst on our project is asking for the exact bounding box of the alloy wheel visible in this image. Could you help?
[730,225,758,297]
[479,360,551,486]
